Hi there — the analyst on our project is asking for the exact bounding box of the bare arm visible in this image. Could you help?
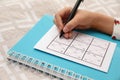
[91,13,114,35]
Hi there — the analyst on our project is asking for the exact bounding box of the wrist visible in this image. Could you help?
[91,13,114,35]
[91,13,98,28]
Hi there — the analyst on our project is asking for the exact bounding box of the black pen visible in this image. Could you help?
[59,0,84,38]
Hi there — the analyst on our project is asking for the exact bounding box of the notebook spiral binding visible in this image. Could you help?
[7,50,94,80]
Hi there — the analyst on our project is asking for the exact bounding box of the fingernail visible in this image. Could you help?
[64,33,69,39]
[63,27,68,33]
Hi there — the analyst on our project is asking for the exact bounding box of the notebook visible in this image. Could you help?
[34,25,116,73]
[7,14,120,80]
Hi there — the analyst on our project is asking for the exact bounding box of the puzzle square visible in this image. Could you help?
[47,41,68,53]
[87,45,106,57]
[71,40,89,51]
[65,46,85,59]
[75,33,93,44]
[91,38,109,49]
[83,52,103,66]
[54,32,78,45]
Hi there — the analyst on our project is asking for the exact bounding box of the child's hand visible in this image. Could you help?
[54,7,95,38]
[54,7,114,39]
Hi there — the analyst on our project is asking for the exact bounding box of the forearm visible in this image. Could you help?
[91,13,114,35]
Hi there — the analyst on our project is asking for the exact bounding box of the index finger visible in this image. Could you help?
[54,7,72,31]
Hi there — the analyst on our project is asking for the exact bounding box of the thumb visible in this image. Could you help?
[63,18,78,33]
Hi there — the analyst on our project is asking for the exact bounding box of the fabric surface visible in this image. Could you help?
[0,0,120,80]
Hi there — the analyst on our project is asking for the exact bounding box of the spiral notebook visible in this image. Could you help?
[34,25,116,73]
[7,15,120,80]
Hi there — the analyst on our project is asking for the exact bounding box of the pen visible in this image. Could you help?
[59,0,84,38]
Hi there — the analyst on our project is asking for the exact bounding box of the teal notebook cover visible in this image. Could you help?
[7,14,120,80]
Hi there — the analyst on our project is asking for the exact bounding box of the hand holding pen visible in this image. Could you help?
[54,0,114,39]
[54,0,84,38]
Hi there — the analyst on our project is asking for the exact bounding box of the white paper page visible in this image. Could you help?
[34,25,116,72]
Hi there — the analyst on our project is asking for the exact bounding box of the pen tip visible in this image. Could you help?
[59,30,64,38]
